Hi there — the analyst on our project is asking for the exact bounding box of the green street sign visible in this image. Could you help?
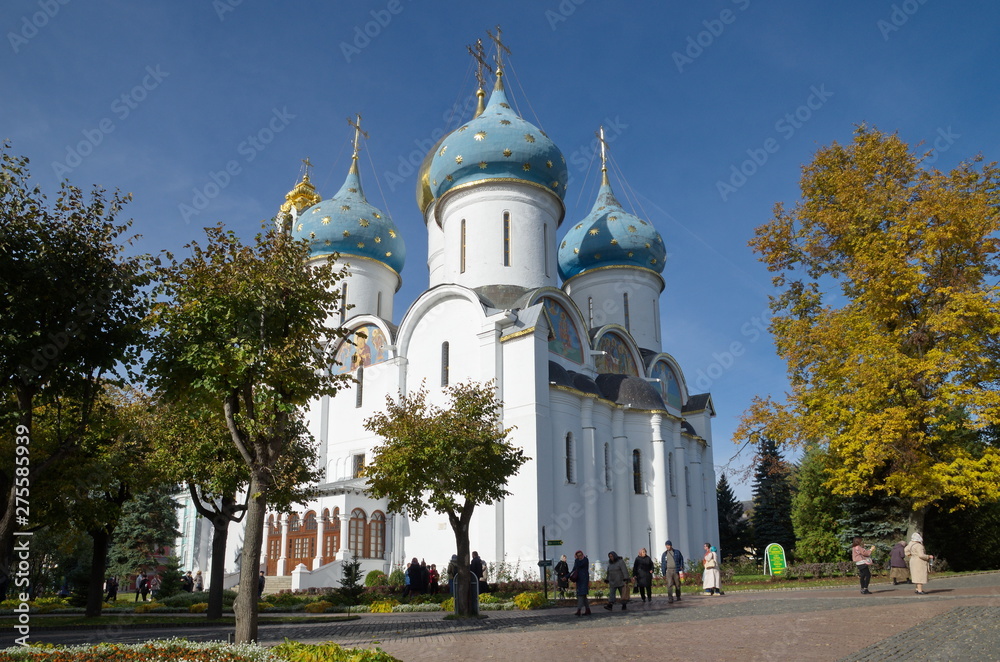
[765,543,787,576]
[546,540,563,546]
[538,559,553,567]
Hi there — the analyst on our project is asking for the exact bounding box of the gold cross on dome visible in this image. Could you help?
[596,126,609,170]
[301,157,313,178]
[467,38,489,90]
[487,25,511,73]
[347,114,369,159]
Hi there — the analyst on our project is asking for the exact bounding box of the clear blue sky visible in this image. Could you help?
[5,1,999,500]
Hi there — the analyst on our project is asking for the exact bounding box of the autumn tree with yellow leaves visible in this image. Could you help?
[737,125,1000,535]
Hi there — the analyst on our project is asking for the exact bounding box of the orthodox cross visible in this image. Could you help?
[596,126,609,170]
[467,38,489,90]
[300,157,313,179]
[347,114,368,158]
[487,25,511,73]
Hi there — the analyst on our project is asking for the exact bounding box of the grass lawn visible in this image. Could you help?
[0,614,359,629]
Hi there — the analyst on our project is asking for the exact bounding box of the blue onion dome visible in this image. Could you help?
[557,169,665,281]
[417,88,488,214]
[293,158,406,275]
[428,74,568,205]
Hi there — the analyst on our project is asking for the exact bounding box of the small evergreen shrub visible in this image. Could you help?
[365,570,388,587]
[387,567,405,586]
[189,602,209,613]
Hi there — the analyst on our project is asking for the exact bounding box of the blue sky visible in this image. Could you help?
[5,1,999,500]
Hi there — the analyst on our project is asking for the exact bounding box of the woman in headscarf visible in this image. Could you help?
[702,543,723,596]
[632,547,655,604]
[554,554,570,599]
[905,532,933,594]
[604,551,629,611]
[571,550,591,616]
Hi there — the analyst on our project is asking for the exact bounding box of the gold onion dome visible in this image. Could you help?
[280,172,321,215]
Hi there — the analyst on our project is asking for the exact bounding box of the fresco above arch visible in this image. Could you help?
[595,333,638,376]
[332,324,390,375]
[543,297,583,364]
[651,360,682,410]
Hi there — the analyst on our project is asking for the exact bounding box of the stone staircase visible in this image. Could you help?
[261,575,292,595]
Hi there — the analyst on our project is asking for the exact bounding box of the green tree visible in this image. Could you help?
[716,473,750,559]
[364,381,528,618]
[0,144,151,599]
[147,223,350,642]
[107,484,180,579]
[156,555,184,599]
[737,126,1000,535]
[790,446,844,563]
[749,438,795,558]
[338,553,365,609]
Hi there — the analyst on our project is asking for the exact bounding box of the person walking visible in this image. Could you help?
[104,576,118,602]
[134,572,147,602]
[257,570,266,598]
[406,558,422,595]
[702,543,723,596]
[447,554,459,596]
[194,570,204,592]
[428,564,440,594]
[661,540,685,603]
[149,575,161,600]
[571,550,591,616]
[632,548,654,604]
[905,532,933,595]
[852,537,876,594]
[604,551,629,611]
[889,540,910,585]
[138,574,150,602]
[470,551,486,592]
[555,554,570,599]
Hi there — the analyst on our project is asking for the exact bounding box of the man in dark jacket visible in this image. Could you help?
[661,540,685,603]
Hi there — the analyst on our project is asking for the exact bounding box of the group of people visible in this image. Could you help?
[852,531,934,595]
[402,551,489,597]
[556,540,724,616]
[107,569,204,602]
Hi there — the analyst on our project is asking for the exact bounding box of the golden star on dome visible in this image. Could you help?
[458,126,468,132]
[522,163,531,171]
[357,242,365,248]
[627,225,637,233]
[389,230,397,238]
[385,251,392,257]
[561,240,566,248]
[524,134,535,143]
[373,212,381,219]
[546,160,553,168]
[475,132,487,141]
[343,230,351,237]
[650,258,657,264]
[594,253,601,259]
[627,251,634,257]
[644,243,651,248]
[359,218,370,227]
[309,232,315,239]
[573,248,579,254]
[500,119,511,125]
[609,215,617,221]
[455,155,463,164]
[348,188,358,193]
[479,161,488,169]
[502,148,512,157]
[574,223,582,230]
[322,217,331,225]
[610,239,618,245]
[499,102,510,109]
[551,181,559,188]
[588,228,599,236]
[440,146,448,156]
[325,240,331,246]
[374,236,381,243]
[341,205,350,211]
[445,174,453,181]
[296,224,303,231]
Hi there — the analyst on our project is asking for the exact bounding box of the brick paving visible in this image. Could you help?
[3,572,999,661]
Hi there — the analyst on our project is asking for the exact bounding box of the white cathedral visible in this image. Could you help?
[175,48,720,590]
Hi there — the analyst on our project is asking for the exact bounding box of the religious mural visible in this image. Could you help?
[595,333,638,376]
[543,297,583,364]
[332,324,390,374]
[651,360,683,410]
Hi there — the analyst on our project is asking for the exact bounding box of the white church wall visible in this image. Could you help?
[564,268,663,353]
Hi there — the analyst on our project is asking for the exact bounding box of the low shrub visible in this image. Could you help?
[0,638,285,661]
[391,603,444,612]
[440,596,454,611]
[133,602,164,614]
[271,640,401,662]
[369,599,399,613]
[188,602,209,613]
[512,591,547,610]
[387,567,405,587]
[303,600,333,613]
[365,570,388,587]
[257,602,273,611]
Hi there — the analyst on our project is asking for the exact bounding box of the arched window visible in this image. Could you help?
[565,433,575,484]
[441,341,450,387]
[349,508,367,557]
[632,449,643,494]
[668,452,676,495]
[368,511,386,559]
[288,514,300,532]
[304,511,317,530]
[685,467,691,506]
[340,283,348,324]
[460,219,467,273]
[377,291,382,317]
[604,442,612,489]
[355,366,364,408]
[623,293,630,332]
[587,297,594,328]
[502,211,511,266]
[324,507,341,559]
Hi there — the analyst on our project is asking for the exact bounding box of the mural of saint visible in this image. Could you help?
[332,324,390,375]
[543,298,583,363]
[595,333,637,376]
[651,361,682,410]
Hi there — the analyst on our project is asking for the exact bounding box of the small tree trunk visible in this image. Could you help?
[206,513,230,620]
[906,506,926,539]
[85,529,110,618]
[234,472,267,643]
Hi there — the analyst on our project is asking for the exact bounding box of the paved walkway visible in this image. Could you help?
[4,573,999,661]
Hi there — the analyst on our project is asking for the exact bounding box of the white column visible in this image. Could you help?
[581,399,599,567]
[674,429,690,561]
[612,408,630,551]
[313,514,326,569]
[690,447,705,552]
[338,513,351,559]
[277,515,290,575]
[650,414,669,555]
